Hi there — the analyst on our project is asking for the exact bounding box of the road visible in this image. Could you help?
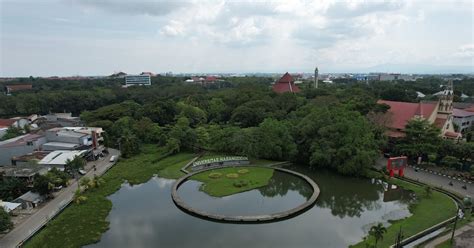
[375,156,473,198]
[0,148,120,248]
[424,221,474,248]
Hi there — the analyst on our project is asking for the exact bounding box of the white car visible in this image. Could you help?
[109,156,116,162]
[78,169,87,175]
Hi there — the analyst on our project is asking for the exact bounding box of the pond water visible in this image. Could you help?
[87,165,414,248]
[177,170,311,216]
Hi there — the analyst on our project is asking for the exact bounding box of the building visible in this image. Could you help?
[0,118,30,139]
[11,151,49,166]
[377,81,461,139]
[272,72,301,94]
[13,191,45,209]
[4,84,33,95]
[0,200,21,214]
[0,126,103,166]
[0,166,48,186]
[33,113,83,129]
[452,108,474,133]
[377,73,416,81]
[0,134,47,165]
[38,150,87,168]
[124,75,151,87]
[43,127,92,150]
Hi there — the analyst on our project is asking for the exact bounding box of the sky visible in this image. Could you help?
[0,0,473,76]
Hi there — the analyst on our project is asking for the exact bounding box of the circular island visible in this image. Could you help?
[171,166,320,223]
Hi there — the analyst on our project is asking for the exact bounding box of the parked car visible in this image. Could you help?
[109,156,116,162]
[78,169,86,175]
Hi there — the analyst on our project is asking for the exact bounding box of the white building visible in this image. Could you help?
[125,75,151,87]
[38,150,87,168]
[452,109,474,133]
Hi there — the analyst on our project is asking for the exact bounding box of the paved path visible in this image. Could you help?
[424,221,474,248]
[0,149,120,248]
[375,156,473,198]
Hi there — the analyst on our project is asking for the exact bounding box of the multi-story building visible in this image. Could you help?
[452,109,474,133]
[0,134,47,165]
[124,75,151,87]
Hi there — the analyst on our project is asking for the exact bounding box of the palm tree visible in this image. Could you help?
[369,223,387,247]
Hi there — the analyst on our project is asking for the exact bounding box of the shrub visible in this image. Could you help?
[237,169,249,174]
[226,173,239,179]
[208,172,222,179]
[233,180,249,188]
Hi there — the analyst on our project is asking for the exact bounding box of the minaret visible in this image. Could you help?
[314,67,319,89]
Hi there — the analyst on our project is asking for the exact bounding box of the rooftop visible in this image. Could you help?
[38,150,86,165]
[377,100,438,130]
[5,84,33,92]
[0,133,44,148]
[0,166,48,177]
[0,119,16,128]
[453,108,474,118]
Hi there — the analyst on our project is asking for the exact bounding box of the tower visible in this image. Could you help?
[438,80,454,115]
[314,67,319,89]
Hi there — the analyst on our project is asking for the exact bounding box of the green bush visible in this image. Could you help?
[225,173,239,179]
[233,180,249,188]
[208,172,222,179]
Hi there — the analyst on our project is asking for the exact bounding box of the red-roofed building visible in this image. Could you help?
[5,84,33,95]
[0,119,16,128]
[377,81,461,139]
[272,72,301,94]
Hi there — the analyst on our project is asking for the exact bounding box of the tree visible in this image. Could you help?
[296,106,379,176]
[397,119,442,162]
[0,178,27,201]
[0,126,23,141]
[32,174,54,196]
[369,223,387,247]
[120,134,140,158]
[424,186,433,198]
[251,118,297,161]
[64,156,86,176]
[0,208,13,232]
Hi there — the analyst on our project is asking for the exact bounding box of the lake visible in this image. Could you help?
[87,165,413,248]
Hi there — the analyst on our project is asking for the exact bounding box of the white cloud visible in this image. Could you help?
[160,20,185,36]
[1,0,472,76]
[454,44,474,58]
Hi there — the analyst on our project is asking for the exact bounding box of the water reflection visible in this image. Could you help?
[87,166,414,248]
[177,172,310,216]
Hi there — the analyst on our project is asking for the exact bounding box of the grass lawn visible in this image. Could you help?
[351,178,457,248]
[190,167,274,197]
[25,145,195,248]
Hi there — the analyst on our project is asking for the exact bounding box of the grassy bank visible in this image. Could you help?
[352,178,457,248]
[25,145,195,248]
[190,167,274,197]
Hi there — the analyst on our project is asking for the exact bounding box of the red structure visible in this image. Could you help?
[387,156,407,177]
[272,72,301,94]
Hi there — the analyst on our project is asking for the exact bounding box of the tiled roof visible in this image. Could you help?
[0,119,16,128]
[277,72,294,83]
[6,84,33,92]
[272,72,301,93]
[453,108,474,117]
[377,100,437,130]
[272,82,301,93]
[445,131,461,138]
